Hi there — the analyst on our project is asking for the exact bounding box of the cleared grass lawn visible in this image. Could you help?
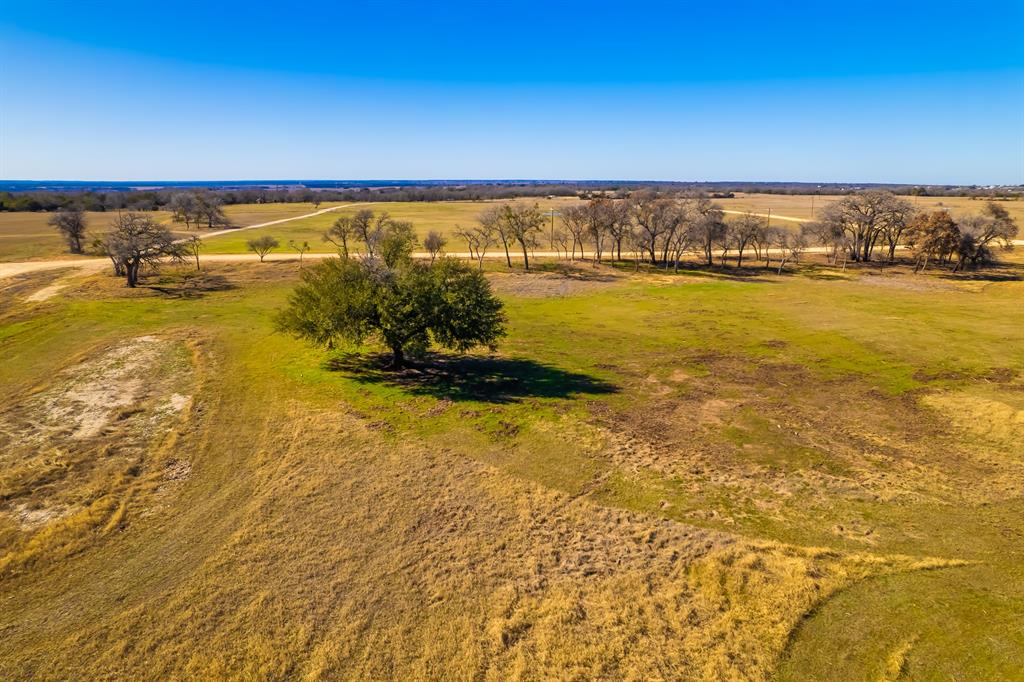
[199,197,584,254]
[0,250,1022,678]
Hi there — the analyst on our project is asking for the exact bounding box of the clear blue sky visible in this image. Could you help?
[1,1,1021,184]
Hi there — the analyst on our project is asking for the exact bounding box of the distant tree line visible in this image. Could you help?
[4,182,1020,213]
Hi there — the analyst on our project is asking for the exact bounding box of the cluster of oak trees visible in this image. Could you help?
[806,191,1017,271]
[454,190,1016,273]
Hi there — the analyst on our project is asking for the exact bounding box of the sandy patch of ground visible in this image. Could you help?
[40,336,167,439]
[0,335,198,574]
[25,282,67,302]
[488,268,622,297]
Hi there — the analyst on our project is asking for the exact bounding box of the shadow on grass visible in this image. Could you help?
[325,352,619,403]
[937,270,1023,283]
[144,273,235,299]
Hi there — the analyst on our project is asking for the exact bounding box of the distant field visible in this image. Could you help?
[220,201,344,226]
[2,194,1018,262]
[0,211,175,262]
[0,203,338,262]
[718,192,1024,227]
[200,197,584,254]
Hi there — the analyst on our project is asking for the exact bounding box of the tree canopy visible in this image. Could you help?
[276,248,505,367]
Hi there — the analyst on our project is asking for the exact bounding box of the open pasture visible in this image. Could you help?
[198,197,584,254]
[717,192,1024,229]
[0,251,1021,679]
[0,211,175,262]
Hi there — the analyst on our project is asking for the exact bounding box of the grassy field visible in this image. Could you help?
[199,197,583,255]
[717,192,1024,226]
[0,249,1021,679]
[0,203,334,262]
[0,210,176,262]
[3,194,1017,262]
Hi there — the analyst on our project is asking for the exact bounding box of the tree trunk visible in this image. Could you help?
[520,242,530,271]
[391,345,405,367]
[126,259,139,287]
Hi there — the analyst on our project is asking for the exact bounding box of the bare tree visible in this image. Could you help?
[801,219,846,264]
[729,213,762,268]
[169,193,199,230]
[550,227,570,260]
[478,206,511,268]
[104,212,182,287]
[774,230,807,274]
[817,190,915,262]
[605,200,631,261]
[954,203,1017,270]
[324,215,355,257]
[560,204,589,260]
[587,198,612,265]
[625,226,646,272]
[48,207,87,254]
[351,209,380,256]
[666,222,693,272]
[716,222,732,266]
[185,235,202,271]
[687,197,726,267]
[194,193,231,229]
[424,231,447,263]
[878,197,917,261]
[456,223,497,271]
[248,235,280,262]
[629,191,684,265]
[499,203,545,271]
[289,239,311,265]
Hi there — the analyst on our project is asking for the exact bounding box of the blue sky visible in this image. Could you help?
[1,1,1021,183]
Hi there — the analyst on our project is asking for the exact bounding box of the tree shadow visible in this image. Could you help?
[143,273,235,299]
[325,352,619,403]
[936,270,1023,283]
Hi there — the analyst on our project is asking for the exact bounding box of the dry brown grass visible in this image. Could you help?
[0,334,198,576]
[0,393,941,680]
[0,326,947,680]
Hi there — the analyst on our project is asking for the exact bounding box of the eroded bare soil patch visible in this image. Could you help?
[0,335,198,575]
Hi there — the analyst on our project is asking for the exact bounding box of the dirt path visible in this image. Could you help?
[4,243,1023,281]
[719,209,810,223]
[189,202,366,242]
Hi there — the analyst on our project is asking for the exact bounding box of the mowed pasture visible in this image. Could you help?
[716,192,1024,227]
[0,250,1021,679]
[0,203,335,262]
[0,211,176,262]
[198,197,585,254]
[3,194,1018,262]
